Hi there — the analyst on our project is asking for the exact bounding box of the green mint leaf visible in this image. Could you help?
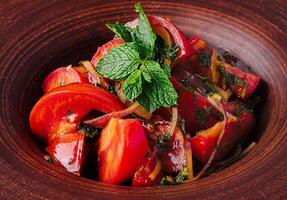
[136,91,157,112]
[141,61,178,107]
[162,64,171,78]
[132,3,156,59]
[122,70,143,100]
[140,64,152,82]
[106,23,132,42]
[96,43,141,80]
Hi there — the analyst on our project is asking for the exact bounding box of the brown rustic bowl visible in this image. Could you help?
[0,0,286,199]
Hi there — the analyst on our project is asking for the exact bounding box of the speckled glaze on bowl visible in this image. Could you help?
[0,0,286,199]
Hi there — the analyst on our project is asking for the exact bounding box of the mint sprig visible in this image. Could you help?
[122,69,142,100]
[96,3,178,112]
[141,61,177,107]
[132,2,157,59]
[106,23,132,42]
[96,43,141,80]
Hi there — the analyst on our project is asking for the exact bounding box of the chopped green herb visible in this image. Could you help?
[195,106,213,128]
[161,176,175,185]
[175,166,188,184]
[220,67,246,88]
[78,123,101,138]
[234,76,247,88]
[238,96,260,113]
[156,134,171,153]
[198,51,211,67]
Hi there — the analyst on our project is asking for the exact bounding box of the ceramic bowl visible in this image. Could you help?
[0,0,286,199]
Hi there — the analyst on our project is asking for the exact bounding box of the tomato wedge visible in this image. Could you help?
[91,38,124,67]
[46,131,85,175]
[223,63,261,99]
[29,83,124,143]
[43,66,88,93]
[190,111,255,163]
[190,117,238,163]
[98,118,149,184]
[132,150,163,187]
[172,77,220,134]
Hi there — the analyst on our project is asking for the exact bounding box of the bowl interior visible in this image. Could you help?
[0,1,286,199]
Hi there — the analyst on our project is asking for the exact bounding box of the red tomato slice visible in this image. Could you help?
[190,117,243,163]
[223,63,261,99]
[30,83,124,143]
[91,38,124,67]
[98,118,150,184]
[46,131,85,175]
[42,66,88,93]
[132,150,163,187]
[172,77,220,134]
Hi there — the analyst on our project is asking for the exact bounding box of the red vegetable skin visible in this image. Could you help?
[128,16,191,60]
[29,83,124,143]
[191,112,255,163]
[190,118,238,163]
[172,77,220,133]
[98,118,150,184]
[189,36,207,55]
[224,63,261,99]
[46,131,85,176]
[42,66,89,93]
[132,150,163,187]
[148,16,191,60]
[91,38,124,67]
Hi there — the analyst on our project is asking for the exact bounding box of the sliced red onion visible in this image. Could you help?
[83,102,141,128]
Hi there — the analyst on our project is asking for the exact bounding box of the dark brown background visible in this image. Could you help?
[0,0,286,199]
